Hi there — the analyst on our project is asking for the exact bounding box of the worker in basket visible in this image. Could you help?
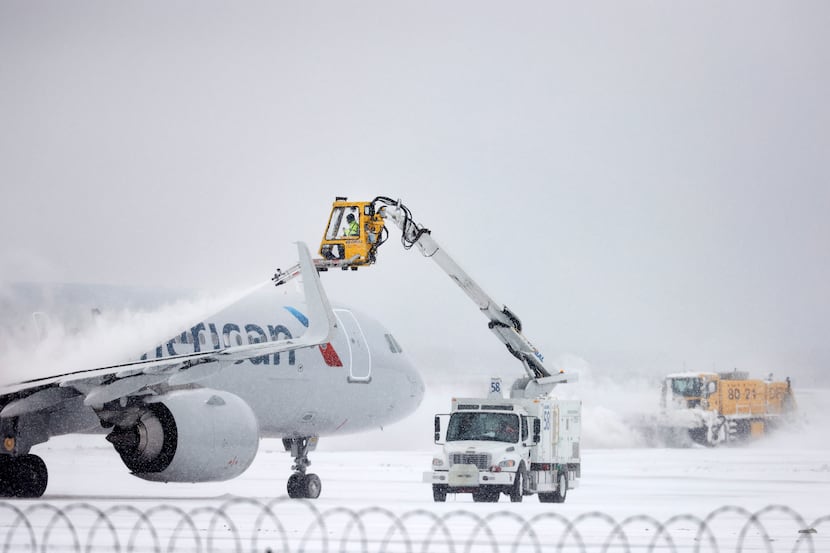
[344,213,360,237]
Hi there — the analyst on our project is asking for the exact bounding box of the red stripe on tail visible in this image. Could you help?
[318,343,343,367]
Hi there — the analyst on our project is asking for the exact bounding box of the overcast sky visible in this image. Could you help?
[1,1,828,385]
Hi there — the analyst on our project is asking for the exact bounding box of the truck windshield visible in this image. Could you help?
[670,377,702,398]
[446,412,520,443]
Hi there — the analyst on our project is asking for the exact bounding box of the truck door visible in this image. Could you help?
[333,309,372,383]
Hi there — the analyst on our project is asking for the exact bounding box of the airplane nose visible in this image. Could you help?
[405,361,426,410]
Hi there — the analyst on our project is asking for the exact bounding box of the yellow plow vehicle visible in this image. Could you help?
[644,370,797,446]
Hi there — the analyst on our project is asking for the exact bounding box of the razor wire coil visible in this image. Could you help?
[0,499,826,553]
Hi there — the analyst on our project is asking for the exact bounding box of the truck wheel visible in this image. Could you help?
[509,467,524,503]
[432,485,447,502]
[551,471,567,503]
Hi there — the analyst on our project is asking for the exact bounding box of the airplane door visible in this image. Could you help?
[333,309,372,383]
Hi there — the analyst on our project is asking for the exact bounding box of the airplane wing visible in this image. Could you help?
[0,242,337,413]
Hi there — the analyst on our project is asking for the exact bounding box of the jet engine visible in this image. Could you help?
[106,388,259,482]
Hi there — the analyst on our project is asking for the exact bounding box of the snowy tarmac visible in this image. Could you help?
[2,428,828,552]
[0,388,827,551]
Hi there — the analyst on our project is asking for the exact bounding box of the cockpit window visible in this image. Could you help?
[384,333,403,353]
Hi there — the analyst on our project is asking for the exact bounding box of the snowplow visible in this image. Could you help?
[641,370,796,446]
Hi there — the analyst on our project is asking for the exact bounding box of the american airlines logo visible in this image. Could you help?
[141,307,343,367]
[284,306,343,368]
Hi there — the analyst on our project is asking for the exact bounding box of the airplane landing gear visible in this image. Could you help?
[287,471,321,499]
[283,437,321,499]
[0,454,48,498]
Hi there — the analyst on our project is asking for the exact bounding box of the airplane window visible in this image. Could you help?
[384,334,403,353]
[390,335,403,353]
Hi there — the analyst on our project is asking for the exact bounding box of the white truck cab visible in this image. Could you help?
[425,393,581,503]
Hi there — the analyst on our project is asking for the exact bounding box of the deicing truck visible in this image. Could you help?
[274,198,582,502]
[424,382,581,503]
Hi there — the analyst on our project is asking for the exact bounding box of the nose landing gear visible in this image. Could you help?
[283,436,322,499]
[287,471,322,499]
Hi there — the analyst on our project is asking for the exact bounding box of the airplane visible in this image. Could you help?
[0,243,425,499]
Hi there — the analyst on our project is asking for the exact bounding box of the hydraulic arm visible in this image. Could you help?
[273,197,574,397]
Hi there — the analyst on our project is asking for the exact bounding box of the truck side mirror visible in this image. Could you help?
[434,415,448,444]
[533,419,541,443]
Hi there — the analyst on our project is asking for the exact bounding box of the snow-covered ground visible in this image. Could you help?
[33,434,830,517]
[3,421,828,552]
[2,384,827,551]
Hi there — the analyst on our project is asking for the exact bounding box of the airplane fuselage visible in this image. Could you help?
[135,287,424,438]
[0,243,424,498]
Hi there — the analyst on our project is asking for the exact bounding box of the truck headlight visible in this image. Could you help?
[489,459,516,472]
[432,458,445,467]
